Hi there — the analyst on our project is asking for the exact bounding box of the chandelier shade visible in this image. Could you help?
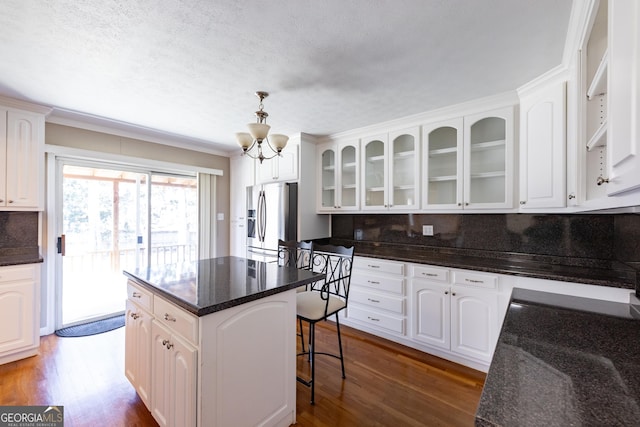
[236,91,288,163]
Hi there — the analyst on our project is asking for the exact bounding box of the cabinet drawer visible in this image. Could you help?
[153,296,199,345]
[353,257,404,276]
[352,272,404,294]
[127,281,153,312]
[0,265,36,283]
[348,306,404,334]
[412,265,449,282]
[453,271,498,289]
[349,289,404,314]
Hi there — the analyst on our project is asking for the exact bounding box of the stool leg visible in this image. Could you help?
[298,317,305,353]
[309,322,315,404]
[335,314,346,379]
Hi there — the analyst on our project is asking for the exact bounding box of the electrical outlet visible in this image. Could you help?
[422,225,434,236]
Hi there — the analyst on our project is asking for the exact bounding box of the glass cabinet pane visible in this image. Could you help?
[469,117,506,204]
[321,149,335,208]
[364,139,386,207]
[426,126,459,205]
[391,133,417,207]
[340,145,357,208]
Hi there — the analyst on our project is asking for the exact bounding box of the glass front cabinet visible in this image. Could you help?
[422,107,514,210]
[361,127,420,211]
[317,140,359,212]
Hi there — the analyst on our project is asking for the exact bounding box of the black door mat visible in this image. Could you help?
[55,314,125,337]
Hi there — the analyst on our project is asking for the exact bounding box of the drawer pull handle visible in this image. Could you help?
[465,279,484,284]
[132,292,142,298]
[164,313,177,322]
[367,280,380,285]
[367,298,380,303]
[422,272,438,277]
[367,316,380,322]
[368,265,380,269]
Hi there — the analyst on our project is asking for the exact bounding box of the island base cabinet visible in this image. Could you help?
[124,299,152,410]
[151,320,197,427]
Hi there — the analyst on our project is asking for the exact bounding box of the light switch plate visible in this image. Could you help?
[422,225,434,236]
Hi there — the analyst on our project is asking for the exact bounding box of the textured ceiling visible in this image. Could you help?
[0,0,573,154]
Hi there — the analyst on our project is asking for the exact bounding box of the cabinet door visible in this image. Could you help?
[0,110,6,206]
[230,156,254,257]
[361,134,388,210]
[5,110,43,209]
[389,128,420,210]
[422,118,464,209]
[463,107,514,209]
[337,141,359,210]
[275,144,298,181]
[410,280,450,350]
[125,300,152,409]
[151,321,172,427]
[519,81,567,209]
[450,287,498,363]
[170,334,197,427]
[0,281,35,355]
[607,0,640,195]
[317,144,337,211]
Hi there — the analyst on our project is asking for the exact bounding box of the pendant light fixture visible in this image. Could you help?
[236,91,288,163]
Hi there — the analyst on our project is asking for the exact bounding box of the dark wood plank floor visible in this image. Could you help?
[0,322,485,427]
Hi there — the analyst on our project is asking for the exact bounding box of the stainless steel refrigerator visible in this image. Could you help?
[246,182,298,262]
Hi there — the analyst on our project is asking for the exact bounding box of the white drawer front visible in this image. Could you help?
[0,264,36,283]
[127,281,153,312]
[352,272,404,294]
[153,296,199,345]
[349,289,404,314]
[353,257,404,276]
[348,306,404,334]
[412,265,449,282]
[453,271,498,289]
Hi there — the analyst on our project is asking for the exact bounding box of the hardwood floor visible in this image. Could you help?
[0,322,485,427]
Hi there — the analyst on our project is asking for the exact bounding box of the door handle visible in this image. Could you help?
[57,234,66,256]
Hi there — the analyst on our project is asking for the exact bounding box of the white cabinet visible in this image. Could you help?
[0,264,39,365]
[607,0,640,195]
[361,127,420,211]
[0,108,45,211]
[125,281,153,409]
[229,155,255,257]
[317,140,360,212]
[345,257,406,336]
[151,319,197,427]
[518,80,567,209]
[255,143,298,184]
[410,267,499,364]
[422,107,515,210]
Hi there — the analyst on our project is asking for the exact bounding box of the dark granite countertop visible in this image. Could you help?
[123,256,323,316]
[476,288,640,426]
[329,239,638,290]
[0,247,43,266]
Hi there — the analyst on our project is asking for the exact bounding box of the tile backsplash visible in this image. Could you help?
[0,212,39,248]
[332,213,640,263]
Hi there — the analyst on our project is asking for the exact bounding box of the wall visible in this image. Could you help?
[45,123,230,256]
[332,213,640,264]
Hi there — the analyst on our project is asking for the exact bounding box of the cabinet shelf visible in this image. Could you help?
[342,184,357,189]
[394,184,415,191]
[322,186,336,191]
[394,150,415,159]
[342,162,357,169]
[586,119,608,151]
[429,147,457,156]
[367,155,385,163]
[323,165,335,171]
[366,186,385,192]
[470,171,506,179]
[470,139,505,151]
[587,49,608,100]
[429,175,457,182]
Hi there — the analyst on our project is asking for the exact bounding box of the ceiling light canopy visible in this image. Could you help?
[236,91,288,163]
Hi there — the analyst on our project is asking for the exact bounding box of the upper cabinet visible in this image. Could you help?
[607,0,640,195]
[255,142,298,184]
[361,127,420,212]
[317,140,359,212]
[518,79,567,209]
[0,108,45,211]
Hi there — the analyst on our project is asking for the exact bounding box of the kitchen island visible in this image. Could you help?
[476,288,640,426]
[123,256,323,427]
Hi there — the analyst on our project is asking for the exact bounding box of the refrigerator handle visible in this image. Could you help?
[258,190,267,242]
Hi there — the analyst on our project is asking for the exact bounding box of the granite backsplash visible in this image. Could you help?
[331,213,640,264]
[0,211,41,264]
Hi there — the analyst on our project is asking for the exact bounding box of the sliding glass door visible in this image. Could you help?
[57,161,197,328]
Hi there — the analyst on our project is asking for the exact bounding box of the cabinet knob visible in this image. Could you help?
[8,200,13,204]
[465,202,469,206]
[444,291,449,295]
[164,313,177,322]
[520,201,526,205]
[596,176,609,186]
[132,292,142,298]
[568,193,576,200]
[452,292,456,296]
[130,312,139,320]
[0,199,3,203]
[457,203,462,206]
